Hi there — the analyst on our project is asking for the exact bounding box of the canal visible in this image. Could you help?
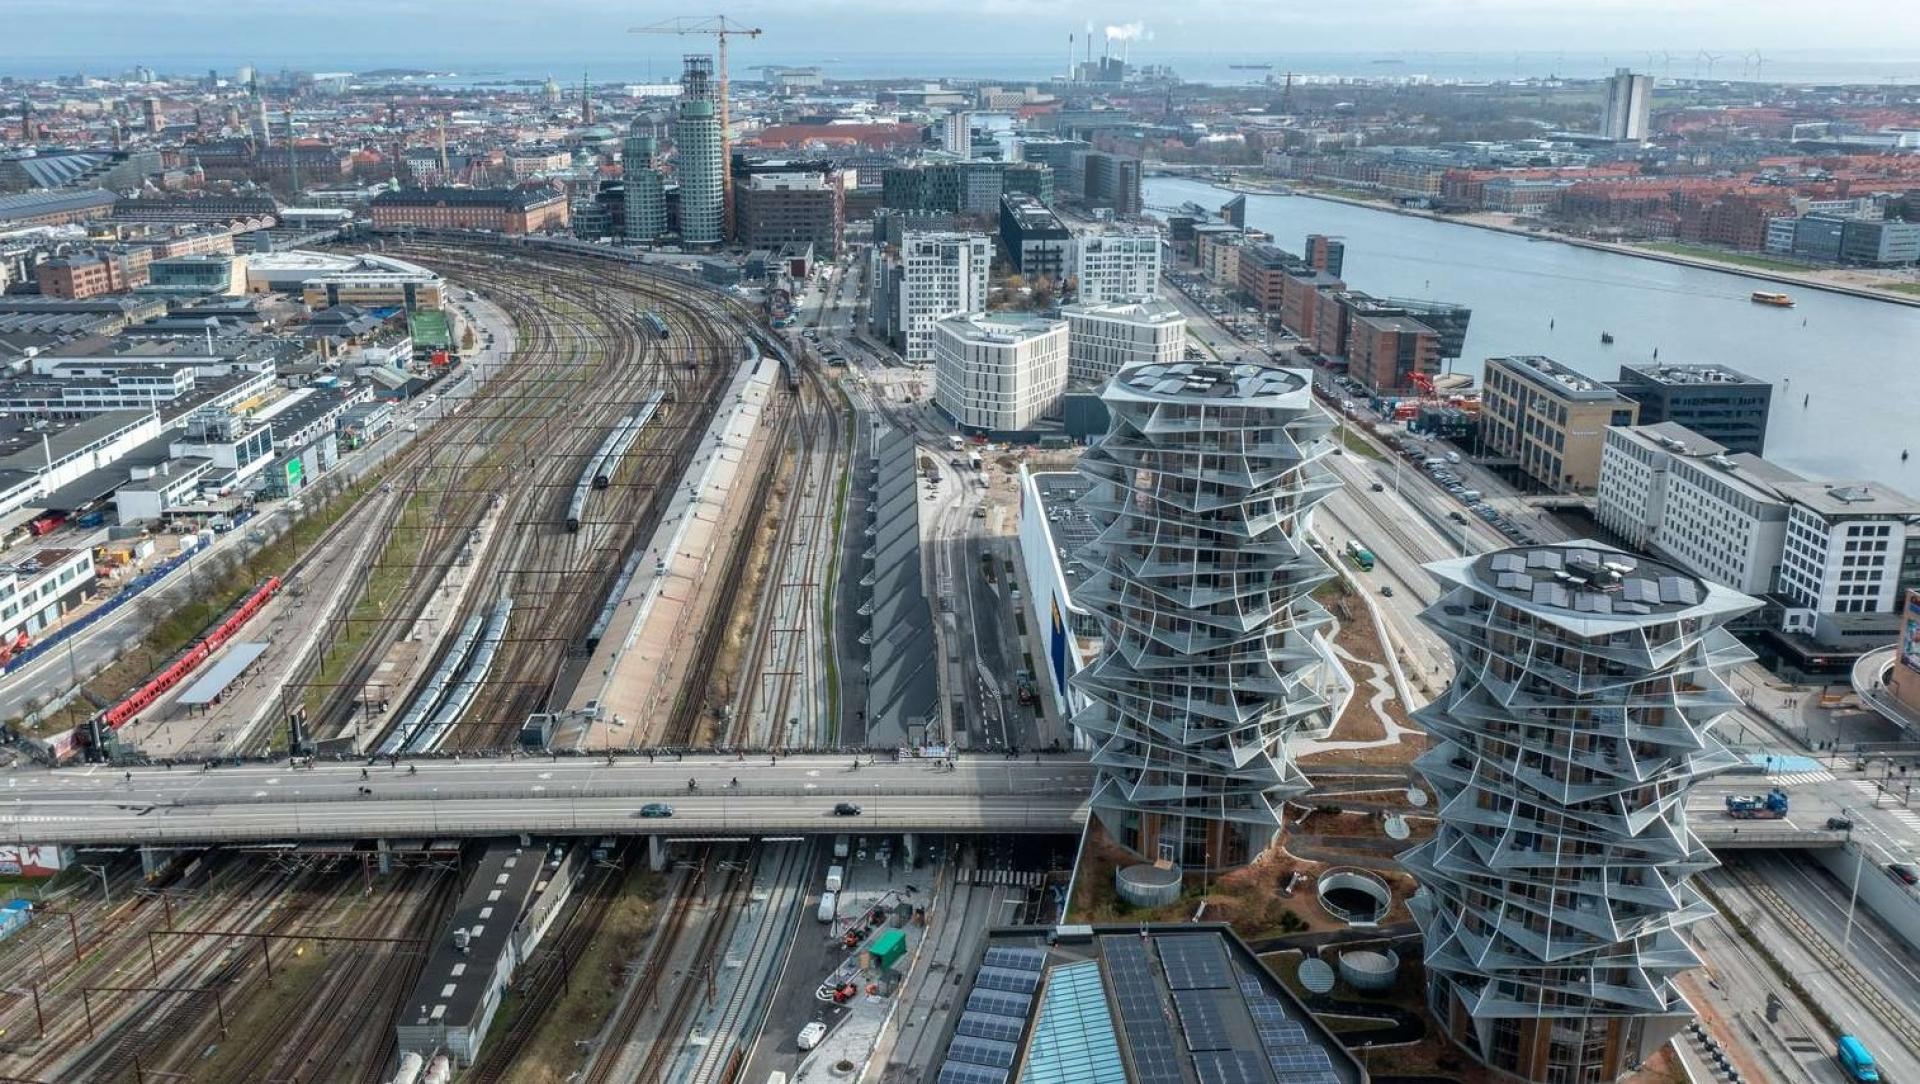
[1146,176,1920,490]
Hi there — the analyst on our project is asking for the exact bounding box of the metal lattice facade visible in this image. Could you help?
[1401,543,1760,1084]
[1070,362,1352,871]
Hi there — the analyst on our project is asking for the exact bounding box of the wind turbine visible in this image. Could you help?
[1750,50,1767,80]
[1700,51,1723,80]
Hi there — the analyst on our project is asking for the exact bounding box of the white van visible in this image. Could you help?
[817,890,837,923]
[825,865,845,892]
[833,834,850,859]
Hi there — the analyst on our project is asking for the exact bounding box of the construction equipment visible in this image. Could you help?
[630,15,762,240]
[1723,788,1789,819]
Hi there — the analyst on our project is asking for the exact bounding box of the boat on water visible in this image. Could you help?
[1599,332,1615,344]
[1751,291,1795,307]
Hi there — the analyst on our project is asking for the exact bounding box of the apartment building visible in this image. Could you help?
[1482,355,1640,493]
[891,231,991,365]
[1069,225,1160,304]
[1610,363,1773,455]
[998,194,1074,281]
[931,312,1069,433]
[1061,299,1186,386]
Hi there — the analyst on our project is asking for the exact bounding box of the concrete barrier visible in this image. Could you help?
[1811,838,1920,956]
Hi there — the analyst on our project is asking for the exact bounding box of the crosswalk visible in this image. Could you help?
[1767,769,1835,786]
[1846,779,1920,832]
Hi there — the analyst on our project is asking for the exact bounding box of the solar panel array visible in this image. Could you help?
[1101,936,1185,1084]
[939,942,1048,1084]
[1192,1049,1273,1084]
[1484,546,1703,617]
[1238,970,1341,1084]
[1171,989,1235,1052]
[1158,935,1233,990]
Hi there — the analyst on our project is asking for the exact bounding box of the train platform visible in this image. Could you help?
[560,350,779,748]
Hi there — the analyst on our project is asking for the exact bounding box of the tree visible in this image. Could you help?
[461,325,477,351]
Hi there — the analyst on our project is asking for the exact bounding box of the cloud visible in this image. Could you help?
[1105,21,1150,42]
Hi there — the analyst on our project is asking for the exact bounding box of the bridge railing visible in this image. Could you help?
[139,779,1096,809]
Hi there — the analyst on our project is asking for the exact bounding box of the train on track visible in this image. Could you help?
[567,390,665,532]
[637,310,670,340]
[377,597,515,755]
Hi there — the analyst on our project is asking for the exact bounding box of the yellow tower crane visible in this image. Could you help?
[631,15,763,241]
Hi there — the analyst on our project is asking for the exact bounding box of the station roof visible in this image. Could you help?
[402,840,547,1034]
[178,642,270,705]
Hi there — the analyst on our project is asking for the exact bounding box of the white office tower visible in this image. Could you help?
[898,231,991,365]
[1401,542,1759,1084]
[623,120,667,243]
[1071,362,1351,871]
[1601,68,1653,141]
[674,56,723,246]
[1063,299,1186,385]
[941,109,972,158]
[1071,225,1161,304]
[932,312,1068,433]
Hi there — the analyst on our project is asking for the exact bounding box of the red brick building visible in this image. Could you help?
[1348,314,1441,394]
[369,186,569,235]
[1278,268,1343,340]
[36,248,152,299]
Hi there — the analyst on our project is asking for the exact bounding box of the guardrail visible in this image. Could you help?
[1695,826,1848,849]
[151,778,1094,808]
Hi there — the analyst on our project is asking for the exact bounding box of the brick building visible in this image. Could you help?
[369,187,570,235]
[1347,314,1441,394]
[36,249,153,299]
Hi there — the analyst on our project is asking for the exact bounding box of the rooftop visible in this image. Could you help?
[1062,298,1185,326]
[372,186,565,210]
[1776,479,1920,518]
[1491,354,1627,401]
[1111,361,1307,403]
[936,312,1066,345]
[930,924,1363,1084]
[1032,471,1098,584]
[401,840,547,1036]
[1618,362,1769,388]
[1469,542,1707,617]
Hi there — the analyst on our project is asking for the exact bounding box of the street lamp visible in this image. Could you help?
[1842,809,1863,952]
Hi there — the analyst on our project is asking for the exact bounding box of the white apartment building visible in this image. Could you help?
[932,312,1068,433]
[897,231,991,365]
[1070,225,1161,304]
[1062,299,1187,386]
[0,546,97,645]
[1775,482,1920,633]
[1595,423,1795,596]
[1596,421,1920,650]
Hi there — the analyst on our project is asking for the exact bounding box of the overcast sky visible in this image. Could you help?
[9,0,1920,76]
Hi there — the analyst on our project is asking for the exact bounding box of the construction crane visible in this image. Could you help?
[631,15,762,240]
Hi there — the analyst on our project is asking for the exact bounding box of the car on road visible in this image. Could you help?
[1380,585,1395,598]
[798,1021,828,1050]
[1890,862,1918,885]
[1827,816,1854,831]
[1369,482,1385,492]
[637,803,674,818]
[833,802,863,816]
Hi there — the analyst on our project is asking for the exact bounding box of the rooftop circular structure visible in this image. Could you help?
[1115,862,1184,908]
[1338,948,1401,992]
[1316,867,1391,926]
[1111,360,1307,403]
[1297,957,1336,995]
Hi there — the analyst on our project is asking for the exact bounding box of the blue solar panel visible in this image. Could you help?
[983,945,1048,972]
[956,1011,1026,1043]
[1268,1044,1335,1073]
[975,965,1041,995]
[1172,989,1235,1053]
[965,988,1032,1018]
[948,1035,1018,1070]
[936,1062,1008,1084]
[1158,934,1233,991]
[1193,1049,1270,1084]
[1101,936,1184,1084]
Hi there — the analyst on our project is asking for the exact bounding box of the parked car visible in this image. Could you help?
[798,1021,828,1050]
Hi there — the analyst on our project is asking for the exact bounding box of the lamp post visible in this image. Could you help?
[1842,810,1864,952]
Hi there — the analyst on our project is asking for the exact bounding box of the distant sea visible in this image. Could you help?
[9,49,1920,87]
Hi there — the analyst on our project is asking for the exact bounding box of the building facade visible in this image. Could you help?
[1404,542,1759,1084]
[736,168,845,257]
[1070,226,1160,305]
[622,125,668,242]
[1481,355,1640,493]
[1062,299,1186,386]
[368,187,569,235]
[1346,313,1440,394]
[932,312,1069,433]
[1600,68,1653,141]
[1072,362,1352,871]
[894,231,991,365]
[999,193,1074,281]
[674,56,724,246]
[1609,363,1773,456]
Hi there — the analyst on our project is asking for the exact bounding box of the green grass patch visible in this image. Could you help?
[1337,425,1384,460]
[821,394,855,742]
[1884,282,1920,296]
[1634,242,1814,273]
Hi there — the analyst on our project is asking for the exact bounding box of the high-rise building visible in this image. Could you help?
[1600,68,1653,142]
[1304,233,1344,277]
[1070,225,1160,304]
[893,231,991,364]
[1403,541,1760,1084]
[1072,362,1351,871]
[623,121,668,243]
[735,165,845,256]
[941,110,972,158]
[932,312,1069,433]
[674,56,724,247]
[1081,151,1143,216]
[998,194,1074,281]
[1062,299,1186,386]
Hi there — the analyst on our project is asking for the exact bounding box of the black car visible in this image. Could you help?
[833,802,863,816]
[1889,862,1918,885]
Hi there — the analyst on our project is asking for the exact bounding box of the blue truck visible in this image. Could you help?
[1836,1034,1879,1083]
[1724,788,1789,820]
